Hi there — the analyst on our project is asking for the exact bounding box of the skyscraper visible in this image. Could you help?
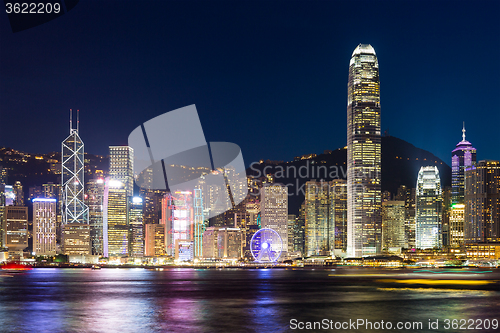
[85,178,105,255]
[103,179,128,257]
[381,201,405,251]
[464,160,500,244]
[109,146,134,197]
[330,179,347,254]
[33,198,57,256]
[416,166,442,249]
[260,184,288,254]
[347,44,382,257]
[61,110,89,255]
[3,206,28,258]
[164,191,194,258]
[62,110,88,225]
[451,124,476,205]
[129,196,144,257]
[305,181,331,256]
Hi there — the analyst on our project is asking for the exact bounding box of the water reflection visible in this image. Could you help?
[0,268,498,332]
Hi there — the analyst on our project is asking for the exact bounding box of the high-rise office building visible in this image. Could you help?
[330,179,347,253]
[109,146,134,197]
[260,184,288,254]
[129,196,144,257]
[33,198,57,256]
[395,185,416,249]
[381,201,405,251]
[416,166,442,249]
[164,191,194,258]
[305,181,331,256]
[85,178,105,255]
[347,44,382,257]
[464,160,500,244]
[452,124,476,205]
[62,109,88,225]
[217,227,244,259]
[3,206,28,257]
[144,223,166,256]
[202,227,219,258]
[61,111,89,255]
[449,204,465,246]
[103,179,128,257]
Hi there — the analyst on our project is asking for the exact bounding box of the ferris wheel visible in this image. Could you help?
[250,228,283,263]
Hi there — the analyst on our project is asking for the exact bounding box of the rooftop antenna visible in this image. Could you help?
[462,121,466,142]
[69,108,73,132]
[77,109,80,133]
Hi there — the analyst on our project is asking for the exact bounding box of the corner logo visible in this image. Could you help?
[128,105,248,218]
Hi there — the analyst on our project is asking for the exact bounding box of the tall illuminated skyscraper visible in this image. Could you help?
[109,146,134,197]
[464,160,500,244]
[33,198,57,256]
[305,181,330,256]
[128,196,144,257]
[416,166,442,249]
[347,44,382,257]
[103,179,128,257]
[62,110,88,225]
[260,184,288,254]
[451,124,476,205]
[85,178,105,255]
[61,110,90,255]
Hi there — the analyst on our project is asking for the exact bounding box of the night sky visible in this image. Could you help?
[1,0,499,167]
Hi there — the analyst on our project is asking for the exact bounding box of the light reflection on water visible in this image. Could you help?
[0,268,499,333]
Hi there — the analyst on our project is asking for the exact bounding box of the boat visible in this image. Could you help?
[1,261,33,272]
[91,265,101,270]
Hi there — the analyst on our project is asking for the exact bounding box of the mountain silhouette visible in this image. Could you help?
[247,136,451,215]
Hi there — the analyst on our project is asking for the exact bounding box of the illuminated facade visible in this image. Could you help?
[144,224,166,256]
[164,191,194,258]
[260,184,288,254]
[451,124,476,205]
[3,206,28,252]
[330,180,347,253]
[449,204,465,246]
[217,227,244,259]
[62,110,88,225]
[109,146,134,197]
[347,44,382,257]
[33,198,57,256]
[128,197,144,257]
[415,166,442,249]
[13,181,23,206]
[395,185,416,249]
[202,227,219,258]
[381,201,405,251]
[103,179,128,257]
[464,160,500,244]
[305,181,331,256]
[62,223,90,254]
[85,178,105,255]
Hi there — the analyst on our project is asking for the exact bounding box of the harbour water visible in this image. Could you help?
[1,268,499,332]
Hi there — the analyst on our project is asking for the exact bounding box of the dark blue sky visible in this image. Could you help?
[1,0,499,166]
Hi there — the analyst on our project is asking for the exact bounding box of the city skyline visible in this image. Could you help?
[1,1,499,166]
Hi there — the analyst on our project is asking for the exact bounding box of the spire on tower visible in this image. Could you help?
[70,109,73,132]
[462,122,466,142]
[77,109,80,133]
